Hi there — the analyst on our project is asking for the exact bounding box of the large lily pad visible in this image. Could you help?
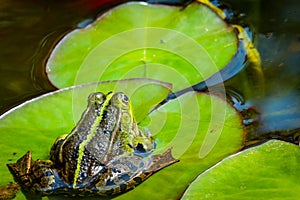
[46,2,238,91]
[0,86,244,199]
[0,78,171,196]
[115,91,245,199]
[182,140,300,200]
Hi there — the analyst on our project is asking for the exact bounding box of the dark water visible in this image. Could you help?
[224,0,300,141]
[0,0,118,113]
[1,0,300,141]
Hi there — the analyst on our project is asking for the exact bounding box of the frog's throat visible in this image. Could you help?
[73,92,114,188]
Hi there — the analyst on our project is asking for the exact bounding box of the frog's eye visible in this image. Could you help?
[95,93,104,101]
[88,92,105,104]
[118,93,129,106]
[122,94,129,103]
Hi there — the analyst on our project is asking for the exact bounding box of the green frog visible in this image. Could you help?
[7,92,178,197]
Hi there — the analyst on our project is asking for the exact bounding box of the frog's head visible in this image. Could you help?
[109,92,155,156]
[109,92,134,128]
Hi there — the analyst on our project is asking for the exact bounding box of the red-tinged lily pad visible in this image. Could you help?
[46,2,238,91]
[0,78,171,199]
[181,139,300,200]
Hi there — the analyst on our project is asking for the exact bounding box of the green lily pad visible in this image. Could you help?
[46,2,238,91]
[182,140,300,200]
[0,86,244,199]
[115,91,245,199]
[0,78,171,197]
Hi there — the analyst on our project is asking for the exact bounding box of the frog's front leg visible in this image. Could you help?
[91,155,148,196]
[7,151,63,195]
[93,149,179,196]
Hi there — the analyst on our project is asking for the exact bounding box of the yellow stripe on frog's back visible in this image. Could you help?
[73,92,114,188]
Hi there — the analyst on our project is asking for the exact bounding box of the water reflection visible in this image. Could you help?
[0,0,105,113]
[224,0,300,142]
[258,92,300,133]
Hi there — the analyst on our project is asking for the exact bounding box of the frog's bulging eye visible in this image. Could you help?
[88,92,105,104]
[122,94,129,102]
[118,93,129,106]
[94,92,105,102]
[95,93,104,100]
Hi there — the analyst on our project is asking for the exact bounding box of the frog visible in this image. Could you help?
[7,92,178,197]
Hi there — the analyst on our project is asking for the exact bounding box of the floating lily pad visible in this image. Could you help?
[46,2,238,91]
[0,85,244,199]
[0,78,171,199]
[115,91,245,199]
[181,140,300,200]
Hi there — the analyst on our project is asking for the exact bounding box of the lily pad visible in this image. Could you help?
[0,78,171,196]
[115,91,245,199]
[0,86,244,199]
[182,140,300,200]
[46,2,238,91]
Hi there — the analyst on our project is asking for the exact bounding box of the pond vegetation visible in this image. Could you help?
[0,0,300,199]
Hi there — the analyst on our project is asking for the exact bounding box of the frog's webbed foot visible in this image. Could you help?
[7,151,33,189]
[145,148,179,174]
[7,151,60,195]
[0,182,20,200]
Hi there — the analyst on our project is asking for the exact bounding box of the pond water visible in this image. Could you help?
[1,0,300,142]
[225,0,300,142]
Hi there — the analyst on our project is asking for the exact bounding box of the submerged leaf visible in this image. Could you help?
[46,2,238,91]
[182,140,300,200]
